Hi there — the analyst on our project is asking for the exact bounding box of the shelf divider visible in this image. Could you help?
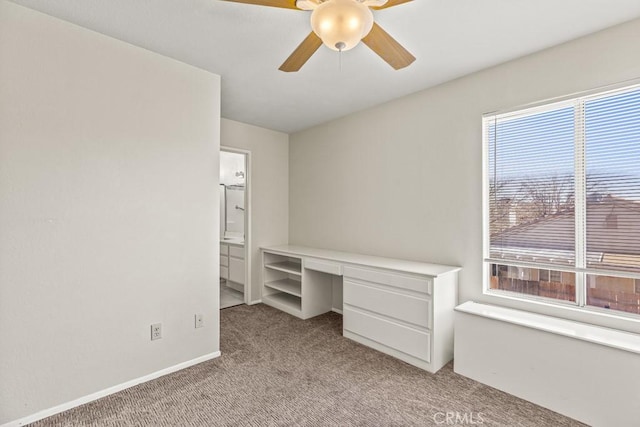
[265,278,302,297]
[263,292,302,316]
[265,261,302,276]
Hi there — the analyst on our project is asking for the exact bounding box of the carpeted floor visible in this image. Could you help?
[32,304,585,426]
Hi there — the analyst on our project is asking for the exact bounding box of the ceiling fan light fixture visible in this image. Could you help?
[310,0,374,52]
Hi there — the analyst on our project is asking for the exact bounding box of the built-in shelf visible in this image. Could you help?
[264,278,302,298]
[263,292,302,316]
[265,261,302,276]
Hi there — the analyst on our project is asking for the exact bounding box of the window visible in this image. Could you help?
[484,84,640,316]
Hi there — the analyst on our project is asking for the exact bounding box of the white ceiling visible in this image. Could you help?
[9,0,640,133]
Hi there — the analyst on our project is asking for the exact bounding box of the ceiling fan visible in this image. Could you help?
[221,0,416,72]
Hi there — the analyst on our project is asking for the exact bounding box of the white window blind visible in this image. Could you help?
[584,88,640,275]
[484,83,640,315]
[486,103,576,268]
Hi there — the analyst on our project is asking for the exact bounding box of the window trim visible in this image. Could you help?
[482,79,640,319]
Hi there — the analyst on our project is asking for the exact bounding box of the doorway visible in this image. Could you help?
[219,148,251,309]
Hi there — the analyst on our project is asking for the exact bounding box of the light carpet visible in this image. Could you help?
[31,304,585,426]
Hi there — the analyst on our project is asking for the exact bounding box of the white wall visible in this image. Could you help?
[0,1,220,424]
[289,17,640,334]
[221,118,289,304]
[455,307,640,426]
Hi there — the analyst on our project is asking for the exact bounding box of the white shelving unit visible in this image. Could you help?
[262,250,332,320]
[262,252,303,317]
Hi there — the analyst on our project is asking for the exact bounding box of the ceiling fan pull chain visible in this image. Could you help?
[336,41,346,72]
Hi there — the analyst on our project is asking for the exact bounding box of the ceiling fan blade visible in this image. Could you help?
[279,32,323,72]
[221,0,299,10]
[362,22,415,70]
[371,0,413,10]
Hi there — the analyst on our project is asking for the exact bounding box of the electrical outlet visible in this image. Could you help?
[151,323,162,340]
[195,314,204,328]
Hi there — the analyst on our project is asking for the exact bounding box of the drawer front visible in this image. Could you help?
[229,246,244,259]
[220,255,229,267]
[344,307,431,363]
[229,257,245,284]
[343,266,432,295]
[220,266,229,280]
[304,257,342,276]
[220,244,229,256]
[344,280,431,329]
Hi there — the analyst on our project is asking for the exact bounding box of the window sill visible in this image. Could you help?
[456,301,640,355]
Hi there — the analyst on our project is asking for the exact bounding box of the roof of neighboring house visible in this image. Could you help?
[491,196,640,268]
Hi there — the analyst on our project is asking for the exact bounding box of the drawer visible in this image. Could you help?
[229,257,245,284]
[229,246,244,259]
[344,280,431,329]
[304,257,342,275]
[220,266,229,280]
[220,244,229,256]
[343,266,432,295]
[220,255,228,267]
[344,307,430,363]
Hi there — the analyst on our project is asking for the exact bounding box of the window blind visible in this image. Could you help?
[485,83,640,314]
[584,88,640,274]
[486,86,640,276]
[486,103,577,268]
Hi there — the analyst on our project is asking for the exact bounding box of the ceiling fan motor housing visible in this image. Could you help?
[310,0,375,51]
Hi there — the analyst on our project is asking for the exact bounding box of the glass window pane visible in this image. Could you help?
[587,274,640,315]
[489,263,576,302]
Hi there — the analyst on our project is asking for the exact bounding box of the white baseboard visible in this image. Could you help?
[248,299,262,305]
[2,351,221,427]
[332,308,343,315]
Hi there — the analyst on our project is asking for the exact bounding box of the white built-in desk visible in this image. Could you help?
[261,245,461,373]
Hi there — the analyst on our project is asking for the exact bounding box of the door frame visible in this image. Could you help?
[220,146,252,305]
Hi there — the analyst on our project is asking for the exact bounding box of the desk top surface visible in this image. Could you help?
[262,245,461,278]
